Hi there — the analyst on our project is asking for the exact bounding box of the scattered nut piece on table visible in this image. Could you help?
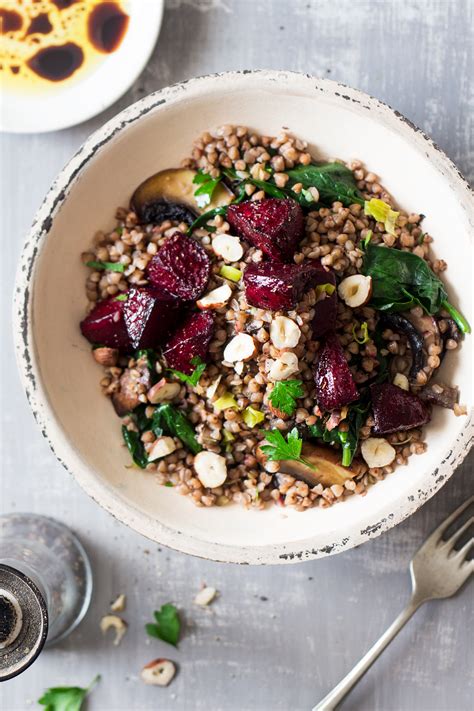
[110,593,127,613]
[141,658,177,686]
[100,614,128,646]
[194,586,217,606]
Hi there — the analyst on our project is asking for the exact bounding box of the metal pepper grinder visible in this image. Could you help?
[0,513,93,681]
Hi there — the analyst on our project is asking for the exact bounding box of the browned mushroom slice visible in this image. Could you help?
[419,382,459,410]
[279,443,364,488]
[131,168,234,225]
[383,308,441,383]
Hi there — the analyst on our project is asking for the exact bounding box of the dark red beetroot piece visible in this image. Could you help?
[314,331,358,410]
[123,287,179,350]
[146,232,211,300]
[163,311,215,374]
[80,296,130,350]
[243,261,321,311]
[370,382,431,434]
[312,267,337,338]
[227,198,304,262]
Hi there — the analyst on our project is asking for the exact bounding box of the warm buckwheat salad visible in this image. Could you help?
[80,125,470,511]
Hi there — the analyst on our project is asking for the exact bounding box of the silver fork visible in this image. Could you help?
[312,496,474,711]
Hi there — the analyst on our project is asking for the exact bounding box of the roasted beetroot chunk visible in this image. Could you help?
[163,311,215,374]
[371,382,431,434]
[314,331,358,410]
[123,288,179,350]
[146,232,211,300]
[80,296,131,350]
[243,261,320,311]
[312,268,337,338]
[227,198,304,262]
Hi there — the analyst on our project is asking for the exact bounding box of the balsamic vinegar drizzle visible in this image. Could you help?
[88,2,129,54]
[0,0,129,87]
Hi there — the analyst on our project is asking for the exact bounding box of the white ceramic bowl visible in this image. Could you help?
[13,71,474,564]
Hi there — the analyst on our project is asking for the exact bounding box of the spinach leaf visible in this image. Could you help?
[223,167,314,208]
[152,404,202,455]
[124,403,200,460]
[122,426,148,469]
[132,403,152,432]
[308,400,370,467]
[362,243,471,334]
[286,163,364,207]
[187,205,228,232]
[85,260,125,272]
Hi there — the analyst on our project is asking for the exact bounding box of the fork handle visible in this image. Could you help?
[312,598,422,711]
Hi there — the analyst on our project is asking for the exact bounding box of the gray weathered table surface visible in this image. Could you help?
[1,1,473,709]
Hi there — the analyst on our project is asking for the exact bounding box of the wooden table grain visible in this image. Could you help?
[1,1,472,709]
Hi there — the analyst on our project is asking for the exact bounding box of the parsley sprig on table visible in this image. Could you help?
[38,675,101,711]
[168,356,207,387]
[268,380,304,416]
[146,603,181,647]
[260,428,316,469]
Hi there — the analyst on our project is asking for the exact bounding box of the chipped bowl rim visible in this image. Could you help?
[13,70,474,564]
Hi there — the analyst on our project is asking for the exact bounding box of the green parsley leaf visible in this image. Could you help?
[146,603,180,647]
[260,427,315,469]
[85,260,125,272]
[193,170,222,208]
[114,293,128,302]
[268,380,304,416]
[38,675,100,711]
[168,356,207,387]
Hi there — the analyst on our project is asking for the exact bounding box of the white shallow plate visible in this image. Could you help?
[0,0,163,133]
[13,71,474,564]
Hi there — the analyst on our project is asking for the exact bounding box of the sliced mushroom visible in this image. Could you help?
[381,313,424,380]
[131,168,234,225]
[278,443,364,488]
[406,308,440,353]
[419,382,459,410]
[439,317,462,361]
[112,362,151,416]
[381,309,441,382]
